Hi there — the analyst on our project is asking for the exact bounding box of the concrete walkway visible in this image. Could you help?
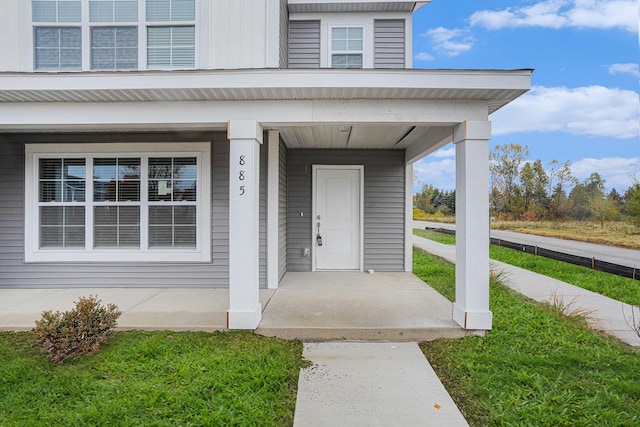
[415,220,640,270]
[294,342,468,427]
[413,234,640,347]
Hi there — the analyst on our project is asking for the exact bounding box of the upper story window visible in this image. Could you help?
[331,27,363,69]
[31,0,196,71]
[33,1,82,70]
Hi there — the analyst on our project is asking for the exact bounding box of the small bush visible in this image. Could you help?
[34,295,121,364]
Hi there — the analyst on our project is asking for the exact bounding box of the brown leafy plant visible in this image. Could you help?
[34,295,121,364]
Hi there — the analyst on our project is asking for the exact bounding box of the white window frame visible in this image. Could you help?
[25,142,211,263]
[329,25,364,69]
[30,0,198,71]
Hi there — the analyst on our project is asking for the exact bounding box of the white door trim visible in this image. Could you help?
[311,165,364,272]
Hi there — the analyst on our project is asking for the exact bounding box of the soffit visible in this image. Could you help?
[287,1,429,13]
[0,69,532,115]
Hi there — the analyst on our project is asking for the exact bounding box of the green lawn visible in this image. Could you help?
[413,247,640,426]
[0,330,305,426]
[413,228,640,306]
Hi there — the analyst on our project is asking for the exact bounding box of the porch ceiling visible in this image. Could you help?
[278,124,436,149]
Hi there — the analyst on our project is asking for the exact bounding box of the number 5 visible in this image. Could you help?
[239,186,245,196]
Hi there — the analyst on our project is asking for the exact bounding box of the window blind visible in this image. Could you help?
[89,0,138,22]
[33,0,81,22]
[147,26,194,69]
[146,0,195,22]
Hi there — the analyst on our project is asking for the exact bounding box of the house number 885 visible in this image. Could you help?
[239,156,246,195]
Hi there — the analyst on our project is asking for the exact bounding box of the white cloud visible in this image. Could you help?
[414,52,434,61]
[470,0,638,33]
[491,85,640,139]
[571,157,639,190]
[421,27,474,57]
[609,63,640,77]
[430,146,455,158]
[413,158,456,192]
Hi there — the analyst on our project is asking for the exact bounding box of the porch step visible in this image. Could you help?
[255,326,484,342]
[256,272,482,342]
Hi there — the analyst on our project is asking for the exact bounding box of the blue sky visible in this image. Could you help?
[411,0,639,194]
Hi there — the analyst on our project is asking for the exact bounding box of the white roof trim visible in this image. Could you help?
[0,68,532,113]
[288,0,429,13]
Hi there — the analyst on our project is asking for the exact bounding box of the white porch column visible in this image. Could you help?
[452,121,493,330]
[228,120,263,329]
[267,130,280,289]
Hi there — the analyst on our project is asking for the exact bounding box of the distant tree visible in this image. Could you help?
[625,183,640,226]
[520,159,549,217]
[414,184,439,213]
[489,144,529,217]
[608,188,623,207]
[548,182,572,220]
[569,173,606,220]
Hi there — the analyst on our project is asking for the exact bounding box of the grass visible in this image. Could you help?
[414,228,456,245]
[415,216,640,249]
[491,220,640,250]
[413,229,640,306]
[0,330,306,426]
[413,247,640,426]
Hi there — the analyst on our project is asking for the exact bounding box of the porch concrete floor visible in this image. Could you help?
[0,272,480,341]
[256,272,482,341]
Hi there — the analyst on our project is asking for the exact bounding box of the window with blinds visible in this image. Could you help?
[33,0,81,23]
[34,27,82,70]
[91,27,138,69]
[26,143,211,263]
[331,27,363,69]
[89,0,138,22]
[32,0,196,71]
[148,157,197,247]
[38,158,86,247]
[146,0,195,69]
[34,153,201,252]
[93,158,141,248]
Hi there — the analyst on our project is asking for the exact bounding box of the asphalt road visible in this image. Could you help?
[414,220,640,270]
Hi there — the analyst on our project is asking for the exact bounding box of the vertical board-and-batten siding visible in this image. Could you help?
[278,141,288,280]
[374,19,405,69]
[288,20,321,68]
[0,135,267,288]
[286,150,405,272]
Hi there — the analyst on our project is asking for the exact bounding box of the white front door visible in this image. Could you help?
[313,166,362,270]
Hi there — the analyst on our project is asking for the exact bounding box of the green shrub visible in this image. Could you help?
[34,295,121,364]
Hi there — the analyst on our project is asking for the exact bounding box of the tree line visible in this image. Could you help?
[414,144,640,225]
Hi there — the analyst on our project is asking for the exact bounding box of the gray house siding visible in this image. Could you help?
[286,149,405,272]
[374,19,405,69]
[288,20,321,68]
[279,0,289,68]
[0,133,267,288]
[278,140,288,280]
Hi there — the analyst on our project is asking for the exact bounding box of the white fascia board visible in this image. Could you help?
[0,99,489,131]
[288,0,430,12]
[0,69,532,94]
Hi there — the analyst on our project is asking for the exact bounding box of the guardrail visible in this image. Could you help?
[424,227,639,281]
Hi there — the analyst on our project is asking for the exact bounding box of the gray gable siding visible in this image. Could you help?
[286,149,406,272]
[0,134,267,288]
[288,20,321,68]
[374,19,406,69]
